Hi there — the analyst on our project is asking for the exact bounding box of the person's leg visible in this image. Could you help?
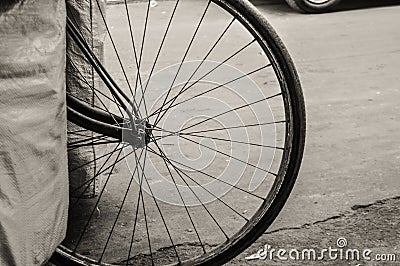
[0,1,68,265]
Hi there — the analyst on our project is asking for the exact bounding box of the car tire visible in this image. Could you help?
[285,0,341,13]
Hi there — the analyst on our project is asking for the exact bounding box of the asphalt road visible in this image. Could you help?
[252,0,400,230]
[230,0,400,264]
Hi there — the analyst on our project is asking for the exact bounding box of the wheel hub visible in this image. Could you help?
[125,119,152,148]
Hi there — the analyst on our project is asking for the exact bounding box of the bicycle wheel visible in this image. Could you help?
[52,0,305,265]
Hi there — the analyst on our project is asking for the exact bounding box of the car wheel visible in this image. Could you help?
[285,0,341,13]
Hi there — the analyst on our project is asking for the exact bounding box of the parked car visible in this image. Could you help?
[285,0,342,13]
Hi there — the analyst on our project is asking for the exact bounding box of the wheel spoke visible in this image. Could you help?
[67,139,120,151]
[73,147,124,253]
[149,39,259,122]
[153,1,212,125]
[147,145,250,222]
[146,145,265,201]
[67,134,111,147]
[157,64,272,124]
[153,120,287,142]
[69,143,124,209]
[151,138,206,254]
[122,147,181,264]
[127,150,150,264]
[67,51,125,121]
[159,131,284,150]
[149,143,229,240]
[182,93,281,134]
[67,5,133,118]
[150,92,281,142]
[138,0,181,109]
[98,148,146,263]
[180,134,276,176]
[93,0,141,118]
[68,143,126,174]
[132,0,150,118]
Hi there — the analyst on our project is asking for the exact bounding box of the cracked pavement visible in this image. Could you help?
[230,197,400,265]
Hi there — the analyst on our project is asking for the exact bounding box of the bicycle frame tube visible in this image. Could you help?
[67,105,124,140]
[66,17,140,120]
[66,95,124,125]
[66,16,141,139]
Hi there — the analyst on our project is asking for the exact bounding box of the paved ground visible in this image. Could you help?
[230,197,400,265]
[253,0,400,231]
[230,0,400,264]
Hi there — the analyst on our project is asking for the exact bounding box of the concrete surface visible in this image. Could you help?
[230,0,400,264]
[254,0,400,232]
[231,197,400,265]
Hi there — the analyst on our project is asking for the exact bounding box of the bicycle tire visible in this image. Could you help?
[52,0,306,265]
